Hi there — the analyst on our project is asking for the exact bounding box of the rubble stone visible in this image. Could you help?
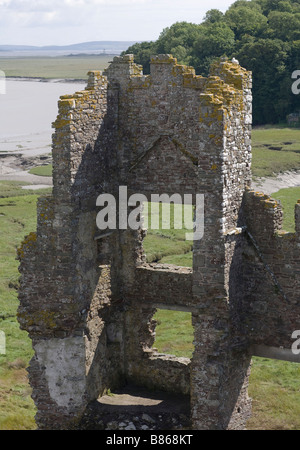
[17,54,300,430]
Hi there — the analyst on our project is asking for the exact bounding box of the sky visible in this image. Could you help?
[0,0,237,46]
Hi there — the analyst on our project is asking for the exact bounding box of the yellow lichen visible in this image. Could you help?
[18,310,57,329]
[17,232,37,259]
[264,200,277,208]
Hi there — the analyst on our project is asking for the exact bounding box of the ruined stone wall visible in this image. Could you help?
[18,71,115,429]
[99,55,254,430]
[242,190,300,349]
[19,54,298,431]
[17,54,256,430]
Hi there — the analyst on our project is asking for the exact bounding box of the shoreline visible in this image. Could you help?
[252,170,300,195]
[0,78,86,189]
[6,76,87,83]
[1,160,299,195]
[1,79,300,195]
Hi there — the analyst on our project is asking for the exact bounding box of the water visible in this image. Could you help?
[0,79,86,157]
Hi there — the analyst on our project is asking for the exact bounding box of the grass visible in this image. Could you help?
[0,181,52,198]
[0,360,36,430]
[0,182,53,430]
[28,164,53,177]
[153,310,194,358]
[246,357,300,430]
[160,251,193,267]
[143,202,193,265]
[271,186,300,232]
[0,55,112,80]
[252,126,300,178]
[1,115,300,430]
[143,234,193,264]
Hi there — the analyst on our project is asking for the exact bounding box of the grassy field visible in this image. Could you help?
[142,201,194,265]
[0,55,112,80]
[271,186,300,232]
[0,178,299,430]
[28,164,53,177]
[252,125,300,178]
[1,97,300,429]
[0,181,52,430]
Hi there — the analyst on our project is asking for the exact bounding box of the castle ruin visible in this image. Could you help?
[17,54,300,430]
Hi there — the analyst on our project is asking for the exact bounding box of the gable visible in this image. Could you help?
[128,136,199,196]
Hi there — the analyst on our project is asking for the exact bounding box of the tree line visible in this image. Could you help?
[122,0,300,125]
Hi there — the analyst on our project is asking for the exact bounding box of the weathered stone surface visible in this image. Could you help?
[17,54,300,430]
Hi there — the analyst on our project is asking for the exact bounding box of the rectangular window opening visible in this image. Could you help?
[152,308,194,359]
[142,201,194,268]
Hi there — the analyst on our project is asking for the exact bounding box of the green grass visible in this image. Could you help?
[0,361,36,430]
[252,126,300,178]
[143,202,193,264]
[144,170,300,430]
[0,184,54,430]
[247,357,300,430]
[1,123,300,429]
[0,181,52,198]
[159,251,193,267]
[153,310,194,358]
[28,164,53,177]
[271,187,300,232]
[0,55,112,79]
[0,180,51,198]
[143,233,193,264]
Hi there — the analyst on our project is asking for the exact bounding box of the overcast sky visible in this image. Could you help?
[0,0,236,46]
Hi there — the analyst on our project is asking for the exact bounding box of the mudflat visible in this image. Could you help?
[0,79,85,187]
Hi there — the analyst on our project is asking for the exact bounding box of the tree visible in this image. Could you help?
[121,41,157,74]
[224,5,268,39]
[203,9,224,23]
[190,22,235,75]
[267,10,300,40]
[229,0,264,10]
[155,22,202,59]
[122,0,300,124]
[145,21,204,68]
[237,38,290,123]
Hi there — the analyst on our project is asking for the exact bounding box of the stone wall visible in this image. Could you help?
[242,190,300,349]
[18,71,114,429]
[17,54,300,431]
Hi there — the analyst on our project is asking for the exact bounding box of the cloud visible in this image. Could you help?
[0,0,151,33]
[0,0,73,28]
[0,0,147,8]
[0,0,236,45]
[0,0,148,25]
[1,0,54,11]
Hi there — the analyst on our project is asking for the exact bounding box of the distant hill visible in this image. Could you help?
[0,41,138,55]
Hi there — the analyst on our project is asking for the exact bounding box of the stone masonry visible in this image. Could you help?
[17,54,300,430]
